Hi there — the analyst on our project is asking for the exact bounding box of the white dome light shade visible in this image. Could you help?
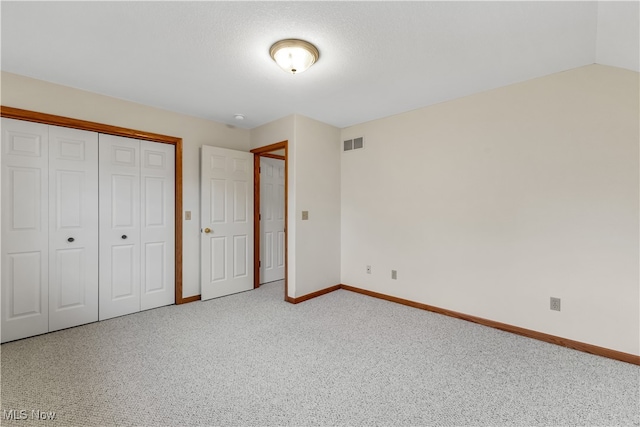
[270,39,319,74]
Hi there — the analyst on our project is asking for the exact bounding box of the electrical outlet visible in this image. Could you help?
[366,265,371,274]
[550,297,561,312]
[391,270,397,280]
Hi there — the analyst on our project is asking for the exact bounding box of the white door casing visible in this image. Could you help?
[48,126,99,332]
[140,141,175,311]
[99,134,141,320]
[260,157,285,284]
[1,118,50,342]
[200,146,254,300]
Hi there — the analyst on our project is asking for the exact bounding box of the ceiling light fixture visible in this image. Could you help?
[234,114,245,121]
[269,39,319,75]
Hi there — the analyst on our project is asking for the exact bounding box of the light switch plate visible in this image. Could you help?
[302,211,309,220]
[185,211,191,220]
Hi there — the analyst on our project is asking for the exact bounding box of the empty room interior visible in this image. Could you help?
[1,1,639,426]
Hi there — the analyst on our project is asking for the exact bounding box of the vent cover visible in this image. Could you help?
[343,137,364,152]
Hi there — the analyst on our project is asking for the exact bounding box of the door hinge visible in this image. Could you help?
[259,214,261,220]
[259,167,261,173]
[259,261,261,267]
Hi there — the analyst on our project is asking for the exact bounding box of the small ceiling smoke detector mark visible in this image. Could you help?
[234,114,245,121]
[343,137,364,152]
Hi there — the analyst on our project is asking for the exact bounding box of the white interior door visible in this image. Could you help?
[1,118,49,342]
[260,157,285,284]
[140,141,175,311]
[200,146,253,300]
[48,126,99,332]
[99,134,141,320]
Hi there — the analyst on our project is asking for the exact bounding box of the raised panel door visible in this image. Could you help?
[200,146,253,300]
[1,118,49,342]
[260,157,285,284]
[48,126,99,331]
[99,134,141,320]
[140,141,175,310]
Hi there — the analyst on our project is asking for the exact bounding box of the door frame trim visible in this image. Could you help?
[0,106,188,304]
[250,141,288,301]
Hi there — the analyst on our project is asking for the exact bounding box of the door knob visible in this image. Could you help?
[204,228,212,234]
[67,237,74,243]
[121,235,128,239]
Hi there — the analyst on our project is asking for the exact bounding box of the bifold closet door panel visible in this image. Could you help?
[48,126,99,332]
[140,141,175,311]
[99,134,141,321]
[1,118,50,343]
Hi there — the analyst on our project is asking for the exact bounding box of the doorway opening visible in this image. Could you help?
[250,141,288,301]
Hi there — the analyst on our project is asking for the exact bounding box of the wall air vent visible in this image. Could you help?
[343,137,364,152]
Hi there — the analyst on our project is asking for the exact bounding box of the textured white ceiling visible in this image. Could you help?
[0,2,637,129]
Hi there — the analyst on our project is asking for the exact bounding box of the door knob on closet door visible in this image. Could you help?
[121,235,127,240]
[204,228,212,234]
[67,237,75,243]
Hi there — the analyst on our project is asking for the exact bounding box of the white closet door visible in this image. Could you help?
[48,126,99,332]
[140,141,175,311]
[99,134,141,320]
[1,118,49,342]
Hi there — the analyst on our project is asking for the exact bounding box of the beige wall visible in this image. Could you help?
[341,64,640,355]
[293,115,341,296]
[1,71,251,298]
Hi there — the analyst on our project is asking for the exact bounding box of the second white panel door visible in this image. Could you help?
[48,126,99,332]
[99,135,175,320]
[140,141,175,311]
[200,146,254,300]
[99,134,141,320]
